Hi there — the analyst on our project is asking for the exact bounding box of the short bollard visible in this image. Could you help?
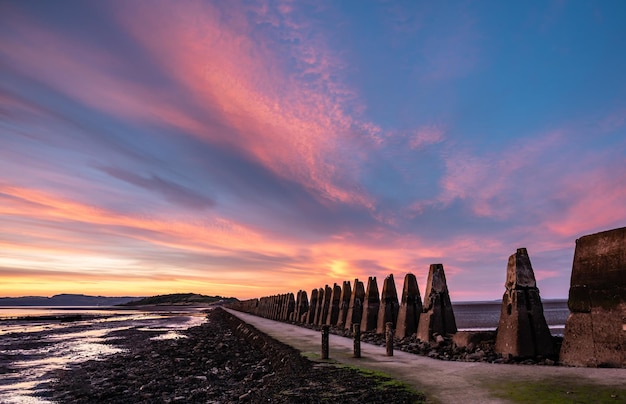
[385,322,394,357]
[321,325,330,359]
[352,323,361,358]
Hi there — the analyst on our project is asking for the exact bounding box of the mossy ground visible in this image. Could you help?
[337,365,428,403]
[486,377,625,403]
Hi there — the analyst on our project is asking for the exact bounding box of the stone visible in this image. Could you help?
[318,285,332,326]
[395,273,422,339]
[416,264,457,341]
[360,277,380,332]
[452,331,496,349]
[495,248,554,358]
[345,279,365,330]
[284,293,295,322]
[336,281,352,328]
[306,289,318,324]
[326,283,342,325]
[561,227,626,368]
[313,287,325,325]
[376,274,400,334]
[297,290,309,323]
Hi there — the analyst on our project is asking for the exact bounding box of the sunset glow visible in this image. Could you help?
[1,1,625,300]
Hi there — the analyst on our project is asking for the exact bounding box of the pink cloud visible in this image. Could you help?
[109,1,378,209]
[544,166,626,237]
[409,125,445,149]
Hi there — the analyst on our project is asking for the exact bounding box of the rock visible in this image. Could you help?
[360,277,380,332]
[416,264,457,341]
[495,248,554,358]
[395,273,422,339]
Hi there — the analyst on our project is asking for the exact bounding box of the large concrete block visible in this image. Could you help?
[495,248,554,358]
[376,274,400,334]
[336,281,352,328]
[395,273,422,339]
[313,287,325,325]
[561,227,626,368]
[306,289,318,324]
[318,285,332,326]
[360,277,380,332]
[326,283,342,325]
[345,279,364,330]
[417,264,457,341]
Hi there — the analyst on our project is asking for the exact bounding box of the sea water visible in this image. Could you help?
[452,300,569,335]
[0,307,207,404]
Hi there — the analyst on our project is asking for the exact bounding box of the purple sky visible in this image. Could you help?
[1,0,625,300]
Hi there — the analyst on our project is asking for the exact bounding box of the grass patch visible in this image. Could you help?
[301,352,321,360]
[486,377,625,403]
[338,365,427,401]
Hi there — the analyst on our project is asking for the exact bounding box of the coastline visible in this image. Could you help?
[47,307,425,403]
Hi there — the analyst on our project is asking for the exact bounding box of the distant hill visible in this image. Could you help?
[0,294,141,306]
[121,293,238,306]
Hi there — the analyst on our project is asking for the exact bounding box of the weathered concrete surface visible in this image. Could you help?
[336,281,352,328]
[306,289,318,324]
[318,285,332,326]
[495,248,554,358]
[345,279,364,330]
[326,283,342,325]
[395,273,422,339]
[417,264,457,341]
[313,288,324,325]
[561,227,626,368]
[226,308,626,404]
[376,274,399,334]
[360,277,380,332]
[293,290,308,323]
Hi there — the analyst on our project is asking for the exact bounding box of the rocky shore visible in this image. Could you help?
[303,324,562,366]
[47,307,425,403]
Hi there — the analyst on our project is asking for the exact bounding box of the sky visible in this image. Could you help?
[1,0,625,301]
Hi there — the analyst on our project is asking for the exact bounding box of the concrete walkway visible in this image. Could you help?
[225,309,626,403]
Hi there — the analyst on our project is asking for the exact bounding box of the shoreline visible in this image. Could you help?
[46,307,425,403]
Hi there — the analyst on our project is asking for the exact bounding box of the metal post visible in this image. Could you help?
[385,322,394,356]
[352,323,361,358]
[321,325,330,359]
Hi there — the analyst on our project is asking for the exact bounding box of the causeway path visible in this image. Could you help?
[225,309,626,403]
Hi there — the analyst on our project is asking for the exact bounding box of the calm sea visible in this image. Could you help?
[452,300,569,335]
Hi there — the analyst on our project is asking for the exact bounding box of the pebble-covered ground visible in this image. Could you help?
[47,308,426,403]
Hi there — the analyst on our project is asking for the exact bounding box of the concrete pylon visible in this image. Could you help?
[345,279,364,330]
[360,277,380,332]
[376,274,400,334]
[495,248,554,358]
[336,281,352,328]
[318,285,332,326]
[561,227,626,368]
[283,293,295,321]
[306,288,318,324]
[395,273,422,339]
[297,290,309,323]
[313,288,325,325]
[417,264,457,341]
[326,283,342,325]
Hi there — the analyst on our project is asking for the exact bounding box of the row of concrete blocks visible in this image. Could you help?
[231,226,626,367]
[231,263,458,342]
